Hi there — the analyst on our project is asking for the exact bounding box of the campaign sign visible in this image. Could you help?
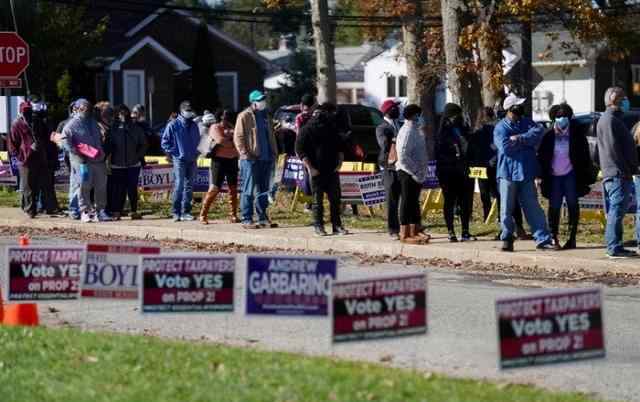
[496,288,605,370]
[423,161,439,189]
[4,246,84,301]
[139,164,173,191]
[339,172,368,203]
[281,156,306,187]
[246,255,337,316]
[332,274,427,343]
[358,173,385,207]
[140,255,235,313]
[81,242,161,299]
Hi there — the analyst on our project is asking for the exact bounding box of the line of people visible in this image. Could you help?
[377,86,640,258]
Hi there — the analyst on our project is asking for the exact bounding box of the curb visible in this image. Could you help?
[0,216,637,276]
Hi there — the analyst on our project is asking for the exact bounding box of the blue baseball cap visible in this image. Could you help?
[249,90,266,103]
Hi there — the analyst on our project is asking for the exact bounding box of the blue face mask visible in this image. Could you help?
[555,116,570,130]
[621,98,631,113]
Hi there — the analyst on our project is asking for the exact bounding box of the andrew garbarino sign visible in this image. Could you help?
[81,242,161,299]
[140,255,235,313]
[332,274,427,343]
[497,288,605,369]
[4,246,84,301]
[246,255,337,316]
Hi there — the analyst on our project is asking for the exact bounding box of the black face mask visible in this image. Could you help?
[23,110,33,124]
[509,105,525,119]
[388,108,400,120]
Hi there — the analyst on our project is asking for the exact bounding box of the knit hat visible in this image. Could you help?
[249,90,266,103]
[380,99,400,115]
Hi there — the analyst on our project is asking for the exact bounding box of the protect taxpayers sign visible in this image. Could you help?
[140,255,235,313]
[331,274,427,343]
[4,246,84,301]
[496,288,605,369]
[357,173,385,207]
[81,242,161,299]
[245,255,337,316]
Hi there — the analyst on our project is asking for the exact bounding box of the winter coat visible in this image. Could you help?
[538,122,597,199]
[435,122,471,178]
[62,116,105,164]
[233,107,278,161]
[107,121,148,168]
[295,114,345,174]
[8,117,46,168]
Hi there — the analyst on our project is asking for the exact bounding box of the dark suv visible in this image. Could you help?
[273,104,384,163]
[572,111,640,163]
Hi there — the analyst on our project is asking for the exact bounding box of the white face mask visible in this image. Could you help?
[254,100,267,111]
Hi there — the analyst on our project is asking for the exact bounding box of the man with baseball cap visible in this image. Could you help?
[494,94,553,252]
[376,99,402,239]
[234,90,279,229]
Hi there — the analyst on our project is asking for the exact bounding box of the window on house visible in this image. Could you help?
[215,72,238,111]
[398,76,408,97]
[632,65,640,96]
[123,70,145,107]
[386,75,396,97]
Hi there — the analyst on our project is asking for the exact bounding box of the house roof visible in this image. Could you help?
[107,36,190,71]
[86,4,270,70]
[335,43,384,82]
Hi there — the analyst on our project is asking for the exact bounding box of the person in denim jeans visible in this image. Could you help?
[538,103,596,250]
[234,90,279,229]
[494,94,553,252]
[597,87,639,258]
[161,101,201,222]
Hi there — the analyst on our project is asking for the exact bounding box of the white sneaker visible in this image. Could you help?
[81,212,92,223]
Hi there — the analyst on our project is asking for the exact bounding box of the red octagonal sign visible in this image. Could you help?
[0,32,30,78]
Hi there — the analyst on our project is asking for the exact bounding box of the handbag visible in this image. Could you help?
[198,133,217,158]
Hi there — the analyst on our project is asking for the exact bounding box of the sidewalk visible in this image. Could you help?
[0,207,637,275]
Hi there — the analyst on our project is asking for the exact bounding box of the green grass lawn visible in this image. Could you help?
[0,325,603,402]
[0,187,632,245]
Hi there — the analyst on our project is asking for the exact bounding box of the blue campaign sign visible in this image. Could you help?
[423,161,439,189]
[281,156,306,187]
[245,255,337,316]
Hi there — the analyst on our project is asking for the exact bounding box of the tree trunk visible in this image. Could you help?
[441,0,483,123]
[479,22,502,110]
[310,0,336,104]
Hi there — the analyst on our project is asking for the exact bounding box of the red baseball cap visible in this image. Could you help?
[380,99,399,115]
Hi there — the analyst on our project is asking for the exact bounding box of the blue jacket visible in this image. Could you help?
[161,116,200,162]
[493,116,544,182]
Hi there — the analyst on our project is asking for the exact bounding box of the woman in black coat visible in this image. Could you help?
[436,103,475,242]
[538,103,596,250]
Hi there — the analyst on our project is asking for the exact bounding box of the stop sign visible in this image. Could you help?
[0,32,30,78]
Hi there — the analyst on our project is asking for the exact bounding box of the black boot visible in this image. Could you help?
[563,206,579,250]
[501,236,514,252]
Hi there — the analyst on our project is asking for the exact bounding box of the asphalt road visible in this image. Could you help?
[2,237,639,401]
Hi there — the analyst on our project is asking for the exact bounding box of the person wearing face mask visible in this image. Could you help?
[8,101,47,218]
[62,98,111,223]
[53,101,81,219]
[494,94,553,252]
[234,90,279,229]
[296,103,348,236]
[106,104,147,220]
[95,102,115,213]
[436,103,475,242]
[31,101,61,216]
[376,99,402,240]
[538,103,595,250]
[596,87,639,258]
[161,100,201,222]
[200,109,240,224]
[396,104,430,244]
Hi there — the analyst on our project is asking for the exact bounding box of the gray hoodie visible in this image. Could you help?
[596,107,639,179]
[62,115,105,165]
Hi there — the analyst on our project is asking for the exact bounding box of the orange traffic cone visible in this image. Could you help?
[2,303,39,326]
[19,234,31,246]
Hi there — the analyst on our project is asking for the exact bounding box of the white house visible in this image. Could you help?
[363,44,447,112]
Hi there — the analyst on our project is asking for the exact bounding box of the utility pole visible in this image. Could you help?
[310,0,336,104]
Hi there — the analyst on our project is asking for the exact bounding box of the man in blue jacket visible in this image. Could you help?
[494,94,553,252]
[162,101,201,221]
